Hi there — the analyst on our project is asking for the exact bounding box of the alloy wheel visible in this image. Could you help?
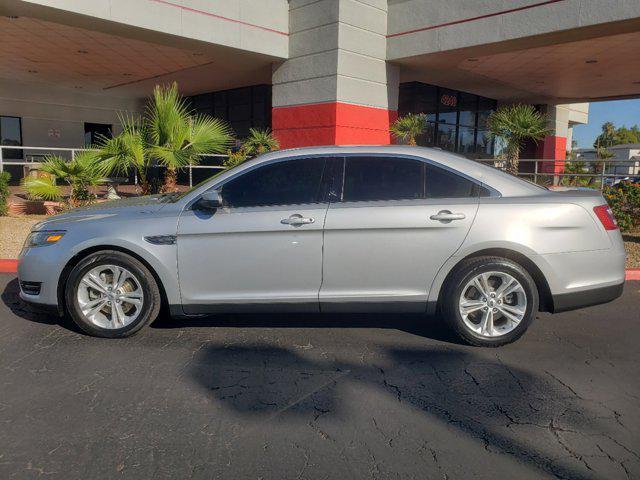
[77,265,144,329]
[458,271,527,338]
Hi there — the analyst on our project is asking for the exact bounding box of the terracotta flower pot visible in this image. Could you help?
[44,201,63,215]
[8,200,27,216]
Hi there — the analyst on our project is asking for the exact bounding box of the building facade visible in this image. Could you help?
[2,0,640,182]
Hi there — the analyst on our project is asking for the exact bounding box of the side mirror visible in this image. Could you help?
[194,190,223,211]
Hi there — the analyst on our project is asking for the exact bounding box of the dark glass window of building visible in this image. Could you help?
[185,85,272,185]
[188,85,271,139]
[1,116,23,160]
[84,123,112,146]
[398,82,497,158]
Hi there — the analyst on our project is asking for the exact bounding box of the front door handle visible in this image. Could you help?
[281,214,315,226]
[430,210,466,223]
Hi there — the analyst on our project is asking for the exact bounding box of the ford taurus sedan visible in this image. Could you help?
[17,146,626,346]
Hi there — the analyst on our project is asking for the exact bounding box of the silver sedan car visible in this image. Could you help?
[18,146,626,346]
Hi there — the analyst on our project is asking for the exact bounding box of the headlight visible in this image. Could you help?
[24,230,66,248]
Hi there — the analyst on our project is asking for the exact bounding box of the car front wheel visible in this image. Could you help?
[441,256,539,347]
[64,251,161,338]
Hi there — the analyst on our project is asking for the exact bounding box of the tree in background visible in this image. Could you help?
[390,113,427,146]
[487,104,551,175]
[594,122,640,148]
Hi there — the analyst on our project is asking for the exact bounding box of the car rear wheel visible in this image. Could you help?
[441,256,539,347]
[64,251,161,338]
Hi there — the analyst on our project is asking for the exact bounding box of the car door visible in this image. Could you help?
[177,156,330,314]
[319,155,481,312]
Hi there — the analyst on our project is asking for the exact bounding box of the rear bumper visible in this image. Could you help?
[552,282,624,313]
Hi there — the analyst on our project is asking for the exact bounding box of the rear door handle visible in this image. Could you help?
[281,214,315,226]
[430,210,466,223]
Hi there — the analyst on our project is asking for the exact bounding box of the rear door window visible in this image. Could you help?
[341,156,481,201]
[342,156,425,201]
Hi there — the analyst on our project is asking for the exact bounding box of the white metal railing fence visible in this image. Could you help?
[472,158,639,190]
[2,145,639,191]
[0,145,227,188]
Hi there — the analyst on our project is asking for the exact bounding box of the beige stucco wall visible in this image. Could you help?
[0,79,144,149]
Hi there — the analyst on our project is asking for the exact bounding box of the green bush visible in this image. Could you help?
[603,182,640,232]
[0,171,10,216]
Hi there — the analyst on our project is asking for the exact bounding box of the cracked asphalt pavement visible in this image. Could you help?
[0,274,638,480]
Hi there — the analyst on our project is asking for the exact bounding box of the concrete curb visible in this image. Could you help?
[1,258,639,280]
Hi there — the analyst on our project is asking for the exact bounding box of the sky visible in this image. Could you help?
[572,98,640,148]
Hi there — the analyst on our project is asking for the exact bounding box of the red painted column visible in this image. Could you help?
[537,135,567,174]
[272,102,398,149]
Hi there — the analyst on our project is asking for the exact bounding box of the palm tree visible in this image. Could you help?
[147,83,233,192]
[594,121,617,149]
[22,151,105,207]
[95,113,153,194]
[390,113,427,146]
[487,104,551,175]
[243,128,279,155]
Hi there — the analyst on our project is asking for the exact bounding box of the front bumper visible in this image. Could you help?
[551,282,624,313]
[17,246,68,315]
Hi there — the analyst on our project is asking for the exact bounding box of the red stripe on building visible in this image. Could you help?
[536,135,567,174]
[387,0,567,38]
[272,102,397,149]
[149,0,288,36]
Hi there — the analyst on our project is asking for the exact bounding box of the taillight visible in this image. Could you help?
[593,205,618,230]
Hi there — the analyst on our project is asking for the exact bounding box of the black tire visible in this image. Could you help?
[440,256,539,347]
[64,250,161,338]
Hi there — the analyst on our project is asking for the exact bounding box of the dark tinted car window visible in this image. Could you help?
[425,164,476,198]
[343,156,425,201]
[341,156,480,201]
[221,157,326,207]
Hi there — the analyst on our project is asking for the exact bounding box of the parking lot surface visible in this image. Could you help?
[0,275,638,480]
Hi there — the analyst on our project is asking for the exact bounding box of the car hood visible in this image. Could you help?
[32,195,171,230]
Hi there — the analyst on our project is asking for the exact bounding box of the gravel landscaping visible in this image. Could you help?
[623,230,640,268]
[0,216,48,259]
[0,215,639,268]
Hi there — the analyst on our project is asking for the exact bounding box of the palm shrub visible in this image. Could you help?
[95,113,152,194]
[243,128,279,156]
[561,161,589,187]
[147,83,233,192]
[487,104,551,175]
[22,151,105,207]
[223,148,250,169]
[390,113,427,146]
[223,128,279,169]
[0,171,10,216]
